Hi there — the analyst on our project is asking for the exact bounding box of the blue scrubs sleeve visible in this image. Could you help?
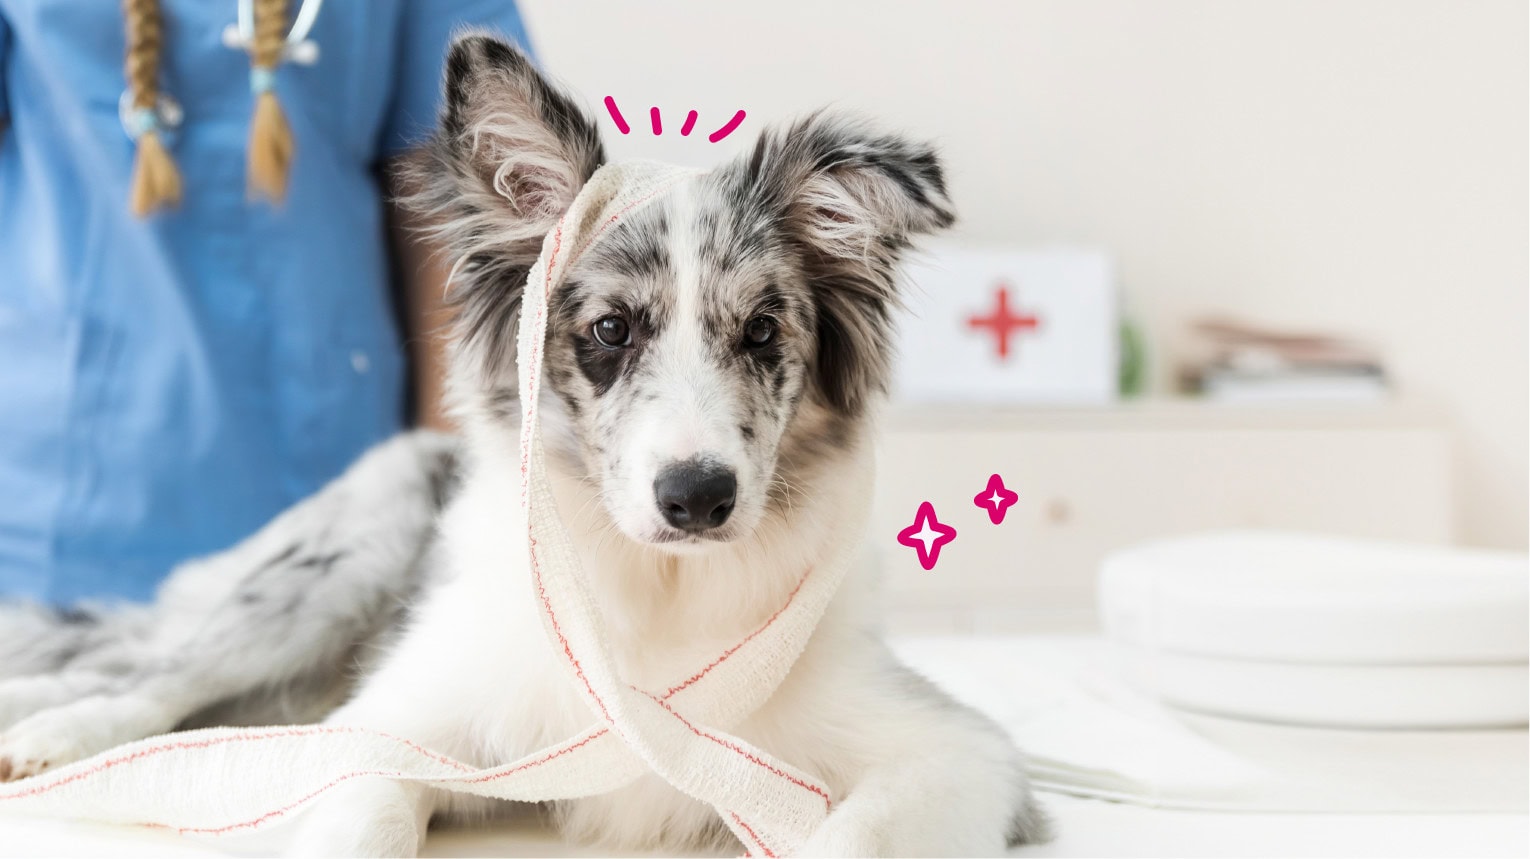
[379,1,535,159]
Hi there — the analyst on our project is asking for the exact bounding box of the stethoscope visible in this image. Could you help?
[120,0,326,140]
[221,0,326,66]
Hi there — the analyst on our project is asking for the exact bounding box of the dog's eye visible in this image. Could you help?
[592,316,631,348]
[742,317,777,348]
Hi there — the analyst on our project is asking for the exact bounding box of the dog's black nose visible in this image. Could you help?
[654,461,737,532]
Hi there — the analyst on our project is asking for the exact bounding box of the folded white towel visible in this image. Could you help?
[892,636,1529,813]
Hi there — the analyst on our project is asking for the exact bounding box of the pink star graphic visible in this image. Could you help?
[896,501,957,571]
[974,473,1019,525]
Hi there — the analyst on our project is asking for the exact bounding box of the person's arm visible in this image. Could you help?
[376,3,533,431]
[387,174,455,431]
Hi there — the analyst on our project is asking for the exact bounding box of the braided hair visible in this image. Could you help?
[123,0,181,216]
[122,0,296,216]
[246,0,294,203]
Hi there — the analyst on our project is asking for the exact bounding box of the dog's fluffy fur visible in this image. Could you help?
[0,35,1045,856]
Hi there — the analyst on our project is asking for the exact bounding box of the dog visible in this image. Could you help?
[0,34,1046,856]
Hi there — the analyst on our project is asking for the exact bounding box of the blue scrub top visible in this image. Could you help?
[0,1,532,604]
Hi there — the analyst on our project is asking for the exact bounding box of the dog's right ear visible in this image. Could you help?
[405,33,605,383]
[435,34,605,235]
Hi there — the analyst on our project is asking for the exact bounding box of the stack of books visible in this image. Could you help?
[1183,318,1388,403]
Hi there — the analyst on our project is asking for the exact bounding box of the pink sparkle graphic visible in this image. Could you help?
[974,473,1019,525]
[896,501,957,571]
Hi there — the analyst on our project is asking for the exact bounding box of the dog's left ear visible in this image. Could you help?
[737,112,955,417]
[752,112,955,257]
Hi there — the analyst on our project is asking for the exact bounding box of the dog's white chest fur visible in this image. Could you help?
[340,431,873,848]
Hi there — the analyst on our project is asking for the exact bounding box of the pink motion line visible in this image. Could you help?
[708,109,747,143]
[680,110,699,137]
[603,96,630,134]
[650,107,663,135]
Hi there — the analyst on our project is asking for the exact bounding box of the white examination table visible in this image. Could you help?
[0,635,1524,858]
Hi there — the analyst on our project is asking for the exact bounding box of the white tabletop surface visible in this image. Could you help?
[0,794,1524,858]
[0,634,1524,857]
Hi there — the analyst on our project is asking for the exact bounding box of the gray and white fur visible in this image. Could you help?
[0,34,1046,856]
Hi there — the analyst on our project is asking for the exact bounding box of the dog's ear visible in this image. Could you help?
[404,33,605,381]
[737,112,955,417]
[436,33,605,232]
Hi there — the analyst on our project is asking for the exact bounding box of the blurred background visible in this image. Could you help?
[519,0,1527,631]
[0,3,1522,854]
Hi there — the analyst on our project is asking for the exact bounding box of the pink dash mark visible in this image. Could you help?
[974,473,1019,525]
[650,106,663,135]
[896,501,957,571]
[708,109,747,142]
[681,109,699,136]
[603,96,630,134]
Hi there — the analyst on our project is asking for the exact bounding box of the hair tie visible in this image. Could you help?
[249,67,277,95]
[125,107,158,139]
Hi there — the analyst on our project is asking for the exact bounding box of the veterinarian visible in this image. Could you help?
[0,0,530,604]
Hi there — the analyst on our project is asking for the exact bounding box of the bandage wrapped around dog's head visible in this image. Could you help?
[513,160,860,853]
[514,160,696,463]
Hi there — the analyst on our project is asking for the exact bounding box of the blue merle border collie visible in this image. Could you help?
[0,34,1044,857]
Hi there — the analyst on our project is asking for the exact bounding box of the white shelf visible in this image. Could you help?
[881,397,1446,432]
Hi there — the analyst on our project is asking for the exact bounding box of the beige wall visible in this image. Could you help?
[516,0,1529,549]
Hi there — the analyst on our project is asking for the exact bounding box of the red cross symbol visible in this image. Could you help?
[967,283,1041,361]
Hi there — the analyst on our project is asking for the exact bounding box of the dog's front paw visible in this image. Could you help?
[0,692,165,782]
[287,777,426,858]
[289,811,419,858]
[0,714,89,782]
[797,815,883,858]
